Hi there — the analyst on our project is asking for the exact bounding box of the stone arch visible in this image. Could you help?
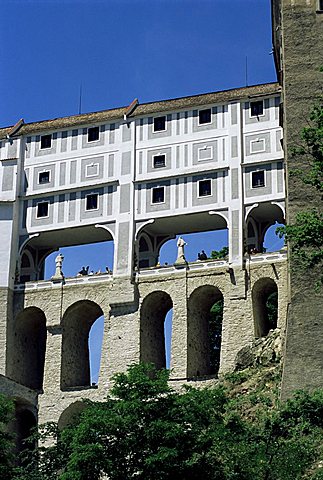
[246,202,285,253]
[58,401,86,430]
[61,300,104,389]
[187,285,224,377]
[252,277,278,337]
[140,291,173,369]
[8,307,47,390]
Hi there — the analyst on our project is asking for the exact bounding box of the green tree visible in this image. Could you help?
[0,394,15,480]
[210,246,229,260]
[14,364,323,480]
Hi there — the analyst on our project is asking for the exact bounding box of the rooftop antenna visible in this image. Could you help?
[245,56,249,87]
[78,82,83,115]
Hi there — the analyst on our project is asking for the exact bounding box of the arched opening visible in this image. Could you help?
[246,202,285,254]
[18,224,114,283]
[8,307,47,390]
[9,402,37,463]
[252,278,278,337]
[44,241,114,280]
[61,300,104,389]
[137,211,228,268]
[263,221,285,252]
[187,285,224,377]
[164,309,173,369]
[58,401,86,431]
[88,315,104,384]
[140,291,173,370]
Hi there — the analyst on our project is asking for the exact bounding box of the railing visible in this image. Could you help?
[137,258,228,278]
[14,251,287,290]
[137,250,287,278]
[14,272,113,291]
[245,250,287,265]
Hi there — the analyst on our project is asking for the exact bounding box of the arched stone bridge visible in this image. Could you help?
[8,252,288,426]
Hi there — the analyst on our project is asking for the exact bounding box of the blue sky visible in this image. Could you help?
[0,0,275,127]
[1,0,281,381]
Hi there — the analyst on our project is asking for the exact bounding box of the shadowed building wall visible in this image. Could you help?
[272,0,323,398]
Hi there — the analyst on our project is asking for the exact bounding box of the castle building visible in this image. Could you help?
[0,83,288,432]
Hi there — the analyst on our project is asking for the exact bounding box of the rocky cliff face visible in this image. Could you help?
[235,328,282,370]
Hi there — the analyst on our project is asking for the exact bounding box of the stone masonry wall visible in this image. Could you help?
[9,260,287,425]
[278,0,323,398]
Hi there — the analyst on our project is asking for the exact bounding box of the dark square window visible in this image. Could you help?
[198,179,212,197]
[152,187,165,204]
[199,108,211,125]
[153,116,166,132]
[37,202,49,218]
[88,126,100,142]
[252,171,265,188]
[40,134,52,149]
[38,171,50,184]
[250,101,264,117]
[153,154,166,168]
[318,0,323,10]
[86,194,98,210]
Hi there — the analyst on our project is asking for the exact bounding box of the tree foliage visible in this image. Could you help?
[210,246,229,260]
[0,394,15,480]
[10,364,323,480]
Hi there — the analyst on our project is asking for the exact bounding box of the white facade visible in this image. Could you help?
[0,83,284,287]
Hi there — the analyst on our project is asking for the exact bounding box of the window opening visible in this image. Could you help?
[36,202,49,218]
[86,193,98,210]
[153,154,166,168]
[199,108,211,125]
[153,116,166,132]
[152,186,165,204]
[250,100,264,117]
[38,171,50,184]
[40,134,52,149]
[198,179,212,197]
[87,126,100,142]
[252,171,265,188]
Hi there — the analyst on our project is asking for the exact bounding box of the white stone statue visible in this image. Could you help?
[175,236,187,265]
[51,252,64,281]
